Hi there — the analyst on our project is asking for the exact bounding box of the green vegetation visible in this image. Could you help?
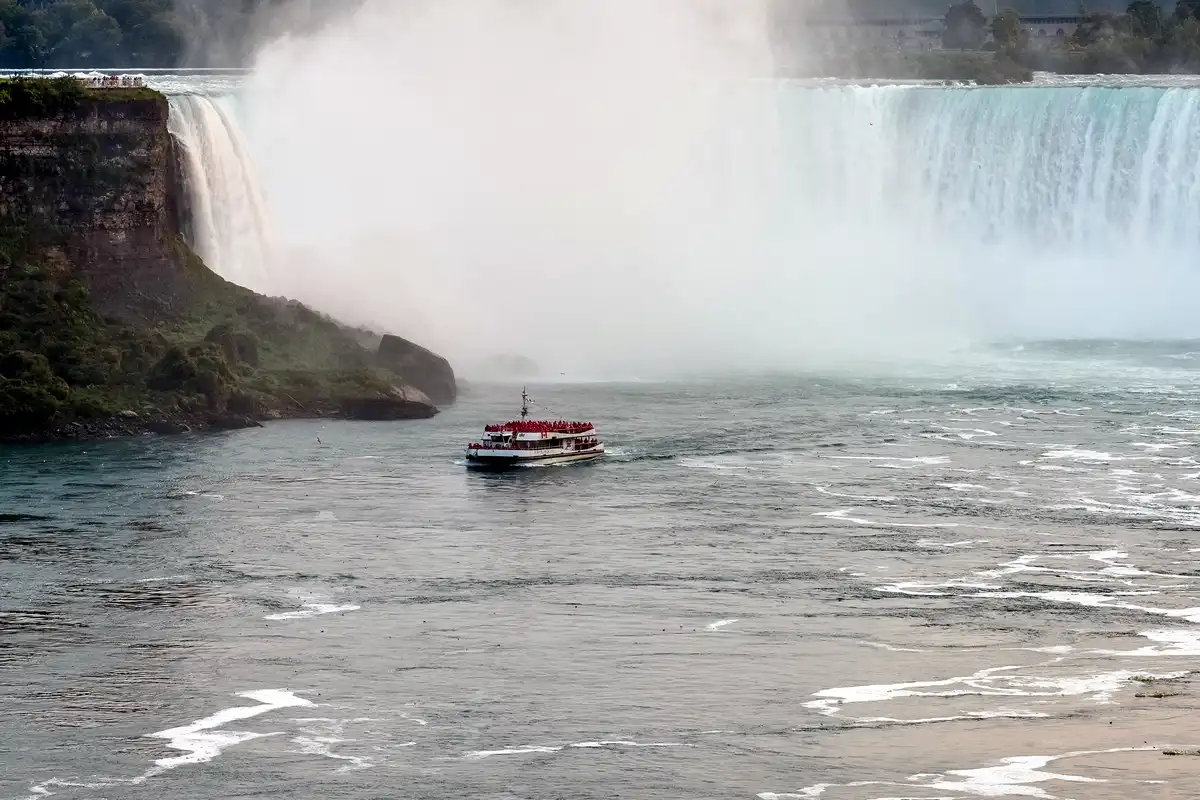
[942,0,1200,74]
[0,232,415,437]
[1,0,186,68]
[0,0,342,69]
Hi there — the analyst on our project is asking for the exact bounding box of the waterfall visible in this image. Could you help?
[166,94,277,294]
[161,79,1200,371]
[738,84,1200,344]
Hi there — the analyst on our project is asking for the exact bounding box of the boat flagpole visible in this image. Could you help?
[521,387,529,419]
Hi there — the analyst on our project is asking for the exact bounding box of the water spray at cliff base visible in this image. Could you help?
[196,0,1200,381]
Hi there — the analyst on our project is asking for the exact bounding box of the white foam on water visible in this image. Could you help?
[813,509,873,525]
[812,485,898,502]
[807,664,1153,721]
[706,618,739,631]
[1041,448,1161,463]
[20,776,146,800]
[770,748,1161,800]
[398,709,429,726]
[829,455,951,469]
[974,589,1200,624]
[917,747,1158,798]
[924,755,1099,798]
[814,509,961,529]
[1096,629,1200,657]
[757,781,907,799]
[877,579,1004,597]
[12,690,318,794]
[135,574,190,583]
[464,740,689,759]
[146,689,314,772]
[290,717,379,772]
[265,598,361,620]
[860,641,925,653]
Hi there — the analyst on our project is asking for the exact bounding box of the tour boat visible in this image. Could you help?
[464,389,604,470]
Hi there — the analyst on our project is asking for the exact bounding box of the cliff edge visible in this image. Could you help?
[0,77,455,442]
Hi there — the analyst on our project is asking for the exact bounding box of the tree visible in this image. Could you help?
[1175,0,1200,22]
[100,0,183,65]
[1070,11,1122,47]
[0,0,46,67]
[1127,0,1162,38]
[943,0,987,49]
[36,0,123,66]
[991,7,1027,53]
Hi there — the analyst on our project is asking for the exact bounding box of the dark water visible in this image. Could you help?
[4,358,1200,800]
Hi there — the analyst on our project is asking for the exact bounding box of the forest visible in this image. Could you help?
[0,0,329,68]
[950,0,1200,73]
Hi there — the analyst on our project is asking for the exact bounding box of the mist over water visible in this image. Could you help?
[165,1,1200,379]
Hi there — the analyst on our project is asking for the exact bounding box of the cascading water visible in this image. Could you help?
[732,83,1200,352]
[166,93,278,295]
[161,77,1200,373]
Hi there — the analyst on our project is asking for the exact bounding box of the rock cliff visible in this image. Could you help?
[376,334,456,406]
[0,78,451,441]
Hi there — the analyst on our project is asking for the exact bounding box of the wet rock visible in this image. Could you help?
[118,409,139,419]
[376,334,456,406]
[147,420,191,435]
[339,394,438,420]
[205,414,263,431]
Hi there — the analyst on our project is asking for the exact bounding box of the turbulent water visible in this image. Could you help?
[5,363,1200,800]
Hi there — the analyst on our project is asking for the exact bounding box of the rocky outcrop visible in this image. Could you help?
[0,78,455,442]
[339,396,437,421]
[376,334,456,406]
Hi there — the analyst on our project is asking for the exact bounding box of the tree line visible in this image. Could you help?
[0,0,309,68]
[944,0,1200,73]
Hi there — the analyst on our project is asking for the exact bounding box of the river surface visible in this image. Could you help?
[4,350,1200,800]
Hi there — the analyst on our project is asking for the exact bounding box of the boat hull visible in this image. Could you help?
[464,449,604,470]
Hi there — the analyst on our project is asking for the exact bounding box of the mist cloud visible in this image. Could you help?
[227,0,977,380]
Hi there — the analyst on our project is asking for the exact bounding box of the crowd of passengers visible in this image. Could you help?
[470,437,599,451]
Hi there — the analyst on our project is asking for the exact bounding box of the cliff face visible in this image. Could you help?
[0,87,191,321]
[0,79,451,441]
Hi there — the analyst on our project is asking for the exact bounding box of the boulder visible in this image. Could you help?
[376,334,456,406]
[339,395,438,421]
[147,420,191,435]
[205,414,263,431]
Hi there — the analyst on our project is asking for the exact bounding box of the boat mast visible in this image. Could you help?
[520,387,529,419]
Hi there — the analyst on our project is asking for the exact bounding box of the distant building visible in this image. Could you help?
[1020,15,1082,42]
